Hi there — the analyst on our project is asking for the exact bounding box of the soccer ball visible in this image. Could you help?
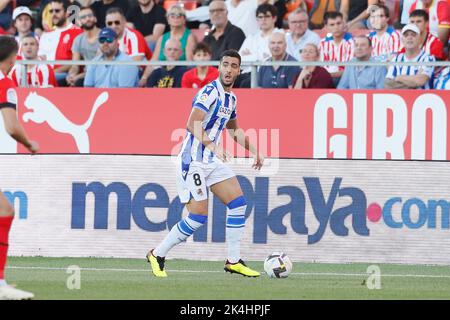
[263,252,293,278]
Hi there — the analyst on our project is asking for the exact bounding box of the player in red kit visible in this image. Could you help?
[0,36,39,300]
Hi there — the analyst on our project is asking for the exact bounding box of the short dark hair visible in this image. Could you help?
[50,0,69,11]
[323,11,343,24]
[256,3,278,18]
[0,36,19,62]
[410,9,429,22]
[80,6,94,13]
[106,6,125,18]
[370,4,390,18]
[194,42,212,55]
[219,49,241,65]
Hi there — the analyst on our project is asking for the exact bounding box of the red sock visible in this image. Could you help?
[0,216,14,280]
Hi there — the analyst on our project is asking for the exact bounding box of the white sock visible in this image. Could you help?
[226,196,247,264]
[0,279,7,287]
[154,213,207,257]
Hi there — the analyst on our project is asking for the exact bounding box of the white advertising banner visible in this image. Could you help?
[1,155,450,265]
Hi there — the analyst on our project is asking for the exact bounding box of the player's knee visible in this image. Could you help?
[227,195,247,210]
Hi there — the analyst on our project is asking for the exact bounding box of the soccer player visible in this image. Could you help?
[147,49,264,278]
[0,36,39,300]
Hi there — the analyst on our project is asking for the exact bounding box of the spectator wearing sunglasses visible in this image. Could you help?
[91,0,130,28]
[104,7,151,61]
[84,27,139,88]
[38,0,83,86]
[67,6,101,87]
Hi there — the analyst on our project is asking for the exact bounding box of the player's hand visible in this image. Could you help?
[26,141,39,154]
[214,145,231,162]
[138,77,148,87]
[252,152,264,170]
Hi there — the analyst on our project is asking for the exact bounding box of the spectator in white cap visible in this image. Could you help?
[385,23,435,89]
[12,6,37,58]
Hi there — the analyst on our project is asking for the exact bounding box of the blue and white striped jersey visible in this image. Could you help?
[386,51,435,89]
[179,79,237,166]
[434,67,450,90]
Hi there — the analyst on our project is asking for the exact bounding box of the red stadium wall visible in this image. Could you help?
[2,89,449,160]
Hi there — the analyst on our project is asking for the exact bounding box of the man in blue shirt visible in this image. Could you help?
[84,27,139,88]
[338,35,387,89]
[257,31,300,89]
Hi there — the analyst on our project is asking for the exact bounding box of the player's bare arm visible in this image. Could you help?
[1,108,39,154]
[226,119,264,170]
[187,107,230,162]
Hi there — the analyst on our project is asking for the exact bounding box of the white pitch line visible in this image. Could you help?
[6,266,450,279]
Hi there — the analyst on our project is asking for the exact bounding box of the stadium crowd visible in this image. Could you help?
[1,0,449,89]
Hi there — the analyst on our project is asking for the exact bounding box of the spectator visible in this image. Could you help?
[91,0,130,28]
[257,31,299,88]
[367,4,402,58]
[203,0,246,61]
[126,0,167,52]
[84,27,139,88]
[285,8,321,61]
[67,6,100,87]
[385,23,435,89]
[409,9,445,60]
[10,34,57,88]
[409,0,450,48]
[340,0,380,30]
[105,7,150,61]
[434,66,449,89]
[181,42,219,88]
[239,4,281,67]
[139,4,196,86]
[147,38,187,88]
[12,6,37,58]
[319,11,355,80]
[0,0,36,31]
[36,0,82,36]
[337,36,387,89]
[38,0,83,86]
[152,4,196,61]
[293,43,334,89]
[309,0,340,29]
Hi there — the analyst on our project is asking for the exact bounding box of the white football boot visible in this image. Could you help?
[0,285,34,300]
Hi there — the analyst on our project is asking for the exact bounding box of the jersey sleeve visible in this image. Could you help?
[192,85,218,113]
[0,79,17,109]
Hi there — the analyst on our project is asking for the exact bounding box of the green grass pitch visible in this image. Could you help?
[5,256,450,300]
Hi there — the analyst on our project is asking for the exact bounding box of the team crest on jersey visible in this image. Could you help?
[6,88,17,104]
[63,34,71,44]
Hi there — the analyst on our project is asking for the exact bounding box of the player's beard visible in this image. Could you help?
[82,22,95,30]
[54,16,67,27]
[219,74,235,89]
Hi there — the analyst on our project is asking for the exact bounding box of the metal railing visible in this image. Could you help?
[16,59,450,88]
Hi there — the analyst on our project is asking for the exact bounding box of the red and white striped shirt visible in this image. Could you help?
[10,64,57,88]
[119,28,152,60]
[38,23,83,68]
[319,32,354,73]
[368,26,403,57]
[410,0,450,38]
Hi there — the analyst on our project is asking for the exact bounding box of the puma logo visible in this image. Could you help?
[22,92,109,153]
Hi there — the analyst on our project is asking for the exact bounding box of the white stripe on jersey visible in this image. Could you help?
[434,67,450,90]
[386,51,435,89]
[369,27,402,57]
[180,79,237,166]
